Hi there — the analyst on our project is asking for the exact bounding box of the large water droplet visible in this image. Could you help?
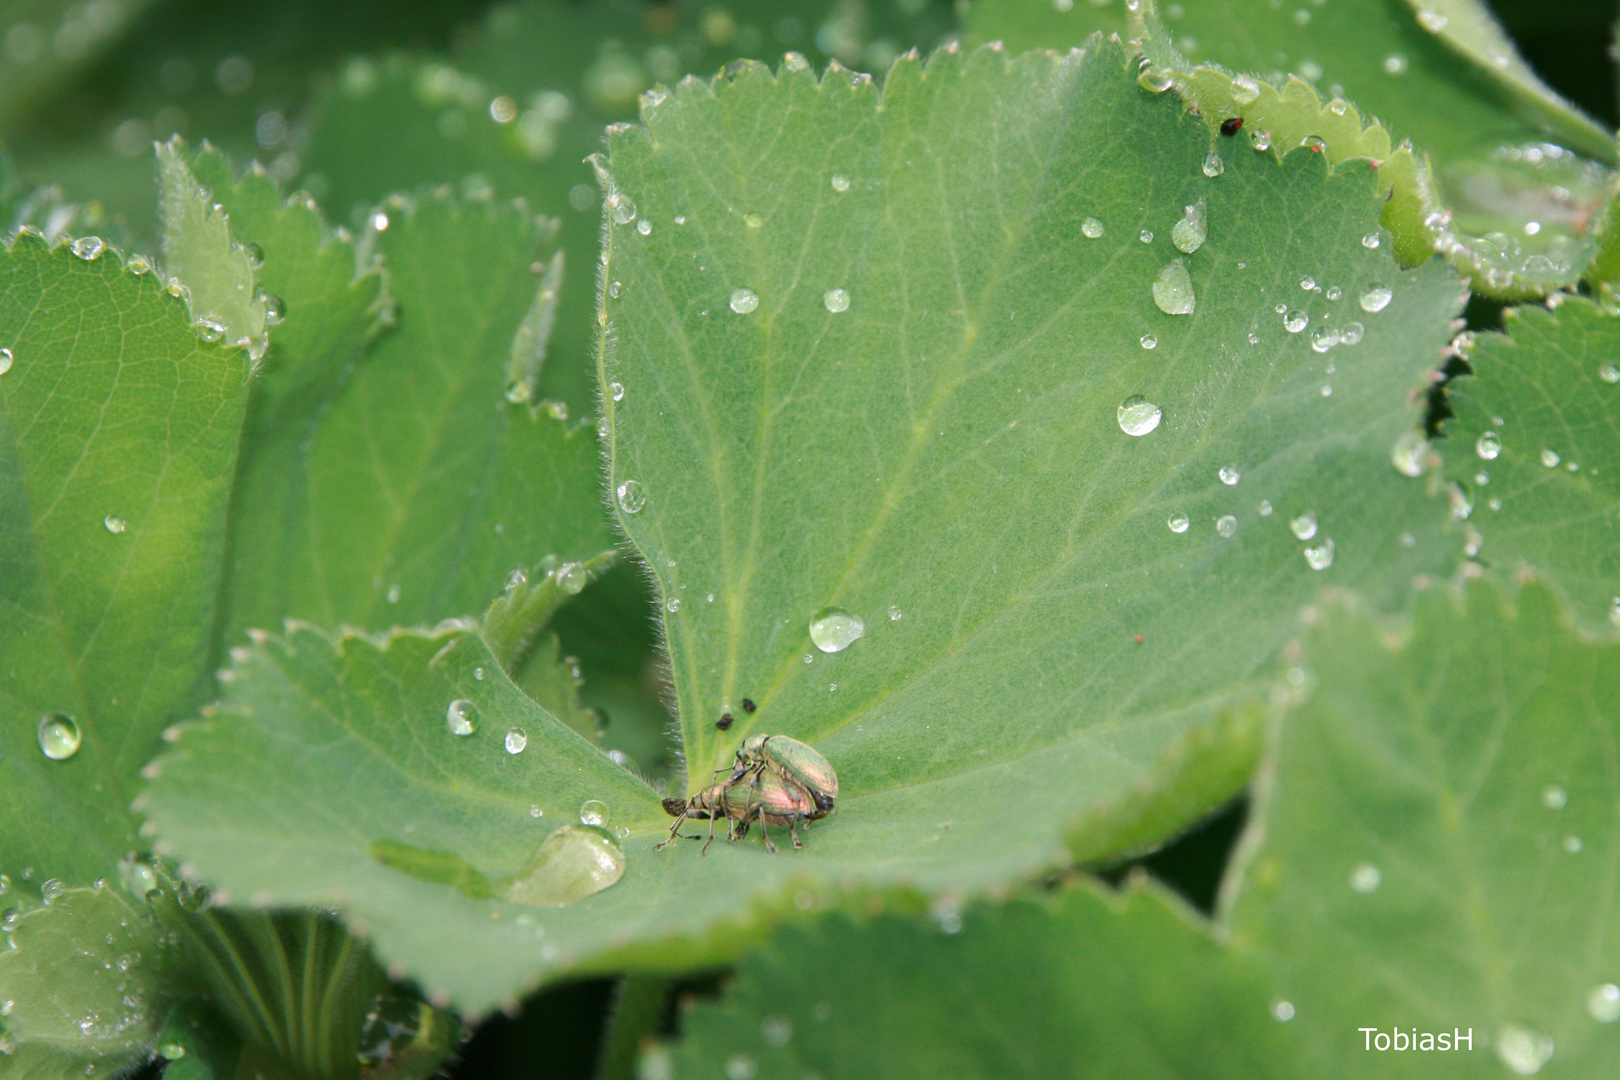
[1359,285,1393,313]
[1081,216,1104,239]
[616,479,646,514]
[1309,327,1339,353]
[1540,448,1561,468]
[1588,984,1620,1023]
[1216,514,1238,537]
[1116,395,1162,436]
[1494,1025,1553,1075]
[1168,512,1190,533]
[446,700,476,736]
[505,729,528,754]
[500,825,624,907]
[1152,259,1196,315]
[1289,510,1317,540]
[809,607,865,653]
[1171,200,1207,254]
[823,288,850,313]
[38,714,81,760]
[103,515,126,534]
[580,800,609,827]
[1303,538,1335,570]
[1218,465,1241,486]
[729,288,759,314]
[1348,862,1381,893]
[0,348,12,375]
[1475,432,1501,460]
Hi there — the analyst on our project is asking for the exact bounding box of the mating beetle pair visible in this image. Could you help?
[656,733,839,854]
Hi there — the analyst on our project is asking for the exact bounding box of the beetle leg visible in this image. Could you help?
[758,803,777,854]
[789,819,803,849]
[701,811,720,855]
[654,809,690,851]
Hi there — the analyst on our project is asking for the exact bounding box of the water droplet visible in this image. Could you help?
[1600,362,1619,384]
[1540,448,1561,468]
[1300,276,1317,292]
[580,800,609,827]
[1383,53,1408,75]
[616,479,646,514]
[889,605,903,620]
[1231,75,1261,103]
[1216,514,1238,538]
[1310,327,1339,353]
[1283,310,1308,333]
[1250,129,1272,151]
[1543,784,1568,809]
[1588,984,1620,1023]
[1325,286,1342,301]
[1494,1025,1553,1075]
[1340,321,1364,345]
[1081,216,1104,239]
[0,909,19,932]
[1416,8,1448,32]
[1289,510,1317,540]
[1152,259,1196,315]
[809,607,865,653]
[500,824,624,907]
[761,1014,793,1047]
[725,1054,758,1080]
[1168,512,1190,533]
[262,294,285,326]
[823,288,850,313]
[446,700,476,736]
[743,212,763,229]
[1362,232,1381,249]
[1474,432,1502,460]
[40,878,64,905]
[195,316,225,343]
[530,804,544,818]
[1258,500,1273,516]
[0,348,12,375]
[1272,1000,1295,1022]
[1202,152,1224,178]
[1391,431,1427,477]
[1137,66,1174,92]
[1172,201,1207,254]
[1564,834,1583,853]
[609,381,625,402]
[729,288,759,314]
[830,174,851,192]
[386,584,401,604]
[1218,465,1241,486]
[1117,395,1162,436]
[72,236,106,260]
[1348,862,1380,893]
[1303,538,1335,570]
[636,219,652,236]
[1359,285,1393,313]
[556,562,587,594]
[665,597,681,613]
[103,515,126,534]
[505,729,527,754]
[1139,334,1158,350]
[38,713,81,760]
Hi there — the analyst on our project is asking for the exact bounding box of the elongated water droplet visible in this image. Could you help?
[1216,514,1238,538]
[1588,984,1620,1023]
[1359,285,1393,313]
[1476,432,1501,459]
[809,608,864,653]
[0,348,12,375]
[1081,216,1104,239]
[1171,200,1207,254]
[500,825,624,907]
[580,800,609,826]
[1116,395,1162,436]
[446,699,476,736]
[729,288,759,314]
[616,479,646,513]
[1218,465,1241,486]
[1289,510,1317,540]
[1540,448,1561,468]
[823,288,850,313]
[1391,431,1427,477]
[1168,512,1190,533]
[1152,259,1195,315]
[505,729,528,754]
[1349,862,1380,893]
[1494,1025,1553,1075]
[38,714,81,760]
[1303,538,1335,570]
[104,515,126,534]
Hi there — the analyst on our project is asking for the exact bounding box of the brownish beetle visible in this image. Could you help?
[656,769,824,854]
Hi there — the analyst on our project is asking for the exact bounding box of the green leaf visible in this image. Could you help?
[657,882,1308,1079]
[215,189,614,635]
[0,233,250,888]
[1437,298,1620,633]
[157,139,269,362]
[0,884,170,1064]
[1226,579,1620,1075]
[0,0,159,128]
[0,1041,135,1080]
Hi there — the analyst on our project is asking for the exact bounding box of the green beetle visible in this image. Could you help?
[656,769,821,854]
[725,734,839,814]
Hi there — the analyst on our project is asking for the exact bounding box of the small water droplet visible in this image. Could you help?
[386,584,401,604]
[195,316,225,343]
[830,174,851,192]
[1283,310,1308,333]
[724,1054,758,1080]
[1201,151,1224,178]
[1081,216,1104,239]
[529,804,544,818]
[580,800,609,827]
[505,729,527,754]
[1340,321,1364,345]
[1540,448,1561,468]
[1168,512,1190,533]
[40,878,64,905]
[262,294,285,325]
[1475,432,1501,459]
[616,479,646,514]
[1137,66,1174,92]
[0,909,19,932]
[1300,275,1317,292]
[1172,200,1207,254]
[729,288,759,314]
[1250,129,1272,151]
[1139,229,1154,244]
[1218,465,1241,486]
[446,700,476,736]
[889,605,902,620]
[1310,327,1339,353]
[636,219,652,236]
[1272,1000,1295,1022]
[743,212,763,229]
[1289,510,1317,540]
[1139,334,1158,350]
[1231,75,1260,103]
[609,381,625,402]
[1587,984,1620,1023]
[104,515,126,534]
[1152,259,1196,315]
[1383,53,1408,75]
[1564,834,1583,853]
[823,288,850,313]
[0,348,13,375]
[1117,395,1162,436]
[1494,1025,1553,1075]
[38,713,82,760]
[1391,431,1427,477]
[1216,514,1238,538]
[1543,784,1568,809]
[1361,232,1381,249]
[554,562,586,594]
[1303,538,1335,570]
[1258,500,1273,516]
[809,607,865,652]
[1348,862,1381,893]
[1359,285,1393,313]
[761,1014,793,1047]
[72,236,106,260]
[1600,362,1619,384]
[1416,8,1448,32]
[665,597,681,613]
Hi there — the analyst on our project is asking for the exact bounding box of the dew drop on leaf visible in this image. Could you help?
[1152,259,1195,315]
[823,288,850,313]
[666,597,681,613]
[1201,152,1223,177]
[72,236,106,260]
[1348,862,1381,893]
[1587,984,1620,1023]
[1540,448,1561,468]
[616,479,646,514]
[1340,321,1364,345]
[1081,216,1104,239]
[1218,465,1241,486]
[504,729,528,754]
[556,562,587,594]
[499,824,624,907]
[1361,232,1381,249]
[1139,229,1154,244]
[1494,1025,1553,1076]
[1139,334,1157,350]
[37,713,82,760]
[1542,784,1568,809]
[1391,432,1427,477]
[1600,362,1619,384]
[610,381,625,401]
[1167,512,1190,533]
[1383,54,1408,75]
[1284,310,1308,333]
[830,174,850,192]
[636,219,652,236]
[1303,538,1335,570]
[580,800,609,827]
[1116,395,1162,436]
[809,608,865,653]
[1476,432,1501,460]
[262,295,285,325]
[1289,510,1317,540]
[729,288,759,314]
[1359,285,1393,313]
[1171,201,1206,254]
[0,348,14,375]
[1271,1000,1295,1022]
[1216,515,1238,538]
[446,700,476,736]
[104,515,126,534]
